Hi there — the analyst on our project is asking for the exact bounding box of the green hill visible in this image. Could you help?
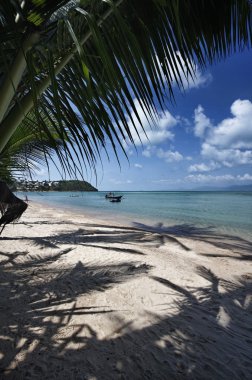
[51,180,97,192]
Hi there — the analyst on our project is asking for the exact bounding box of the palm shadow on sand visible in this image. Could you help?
[132,221,252,260]
[6,217,252,258]
[0,221,251,379]
[0,245,151,379]
[0,251,251,379]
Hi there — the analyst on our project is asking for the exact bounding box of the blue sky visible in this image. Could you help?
[36,48,252,191]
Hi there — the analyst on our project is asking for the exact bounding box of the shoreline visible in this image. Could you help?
[19,192,252,243]
[0,202,251,379]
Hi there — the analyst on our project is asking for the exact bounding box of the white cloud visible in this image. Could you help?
[194,105,212,138]
[142,145,184,163]
[152,178,182,184]
[142,145,183,163]
[157,148,183,163]
[123,100,177,147]
[193,99,252,168]
[183,65,212,90]
[120,53,212,156]
[237,173,252,181]
[185,173,252,183]
[142,145,157,157]
[207,99,252,149]
[202,143,252,167]
[109,179,133,185]
[176,116,191,127]
[121,140,134,155]
[159,52,212,91]
[134,163,143,168]
[123,54,211,150]
[188,161,220,173]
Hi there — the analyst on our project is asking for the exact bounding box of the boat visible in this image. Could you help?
[105,192,123,200]
[109,196,122,203]
[105,192,123,202]
[105,192,115,198]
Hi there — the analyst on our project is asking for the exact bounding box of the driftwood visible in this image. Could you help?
[0,181,28,234]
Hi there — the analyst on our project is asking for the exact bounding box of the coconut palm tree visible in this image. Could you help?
[0,0,251,162]
[0,0,251,229]
[0,110,69,232]
[0,108,77,182]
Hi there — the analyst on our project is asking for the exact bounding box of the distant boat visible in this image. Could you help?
[70,194,79,197]
[105,192,123,202]
[105,192,115,198]
[109,197,122,203]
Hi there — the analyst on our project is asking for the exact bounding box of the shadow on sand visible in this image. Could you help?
[133,221,252,260]
[0,221,251,379]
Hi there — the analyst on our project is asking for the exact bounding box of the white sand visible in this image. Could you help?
[0,202,251,379]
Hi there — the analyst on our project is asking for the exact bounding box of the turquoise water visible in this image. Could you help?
[21,191,252,241]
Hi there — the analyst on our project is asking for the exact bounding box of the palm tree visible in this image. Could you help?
[0,1,251,162]
[0,0,251,229]
[0,110,69,233]
[0,109,76,182]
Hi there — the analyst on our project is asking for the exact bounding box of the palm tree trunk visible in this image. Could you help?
[0,33,40,124]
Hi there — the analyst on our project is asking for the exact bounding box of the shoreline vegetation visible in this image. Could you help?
[11,179,98,192]
[0,202,251,379]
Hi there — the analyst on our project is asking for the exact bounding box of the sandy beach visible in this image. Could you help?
[0,201,251,379]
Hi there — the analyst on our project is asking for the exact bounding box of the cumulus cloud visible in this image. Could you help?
[152,178,182,184]
[207,99,252,149]
[123,99,177,147]
[134,163,143,168]
[109,179,133,185]
[157,148,183,162]
[237,173,252,181]
[159,52,212,91]
[201,143,252,167]
[185,173,252,183]
[121,139,134,155]
[193,105,212,138]
[120,54,212,158]
[142,145,157,157]
[188,161,220,173]
[193,99,252,168]
[183,65,212,90]
[142,145,183,163]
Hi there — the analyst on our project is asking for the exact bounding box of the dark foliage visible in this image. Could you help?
[0,181,28,234]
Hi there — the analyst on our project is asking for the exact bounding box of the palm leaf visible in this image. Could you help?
[0,109,78,181]
[0,0,251,174]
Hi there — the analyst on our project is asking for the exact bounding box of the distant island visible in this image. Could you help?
[13,180,98,192]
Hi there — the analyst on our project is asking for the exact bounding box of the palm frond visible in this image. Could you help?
[0,109,82,181]
[0,0,251,173]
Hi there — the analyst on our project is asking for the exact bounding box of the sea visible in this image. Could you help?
[19,191,252,242]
